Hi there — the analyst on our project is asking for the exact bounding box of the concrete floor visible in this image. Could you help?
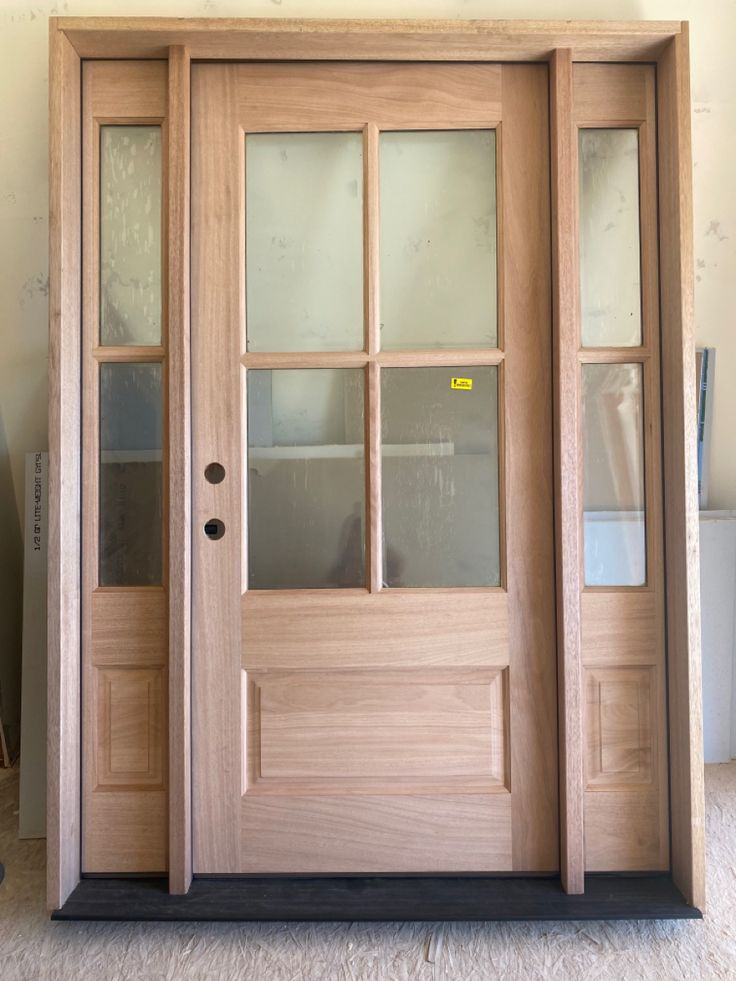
[1,763,735,981]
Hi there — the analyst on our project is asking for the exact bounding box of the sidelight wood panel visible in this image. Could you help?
[80,61,169,874]
[574,63,669,873]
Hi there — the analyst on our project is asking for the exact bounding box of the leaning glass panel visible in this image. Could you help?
[582,363,646,586]
[245,133,364,352]
[380,130,497,350]
[99,363,163,585]
[247,368,365,588]
[381,366,500,587]
[100,126,162,345]
[579,129,642,347]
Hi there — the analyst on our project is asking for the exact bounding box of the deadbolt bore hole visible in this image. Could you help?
[204,462,226,484]
[204,518,225,541]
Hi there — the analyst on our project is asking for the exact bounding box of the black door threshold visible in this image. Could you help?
[52,873,701,922]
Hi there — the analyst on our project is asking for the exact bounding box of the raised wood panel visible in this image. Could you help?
[247,668,508,792]
[581,592,658,665]
[95,667,165,789]
[242,591,509,669]
[585,667,653,787]
[90,590,167,664]
[239,794,513,874]
[83,791,167,872]
[59,17,682,62]
[231,63,501,129]
[585,791,666,871]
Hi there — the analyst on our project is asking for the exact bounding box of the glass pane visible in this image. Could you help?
[245,133,364,352]
[99,363,162,585]
[380,130,497,351]
[381,367,500,587]
[583,363,646,586]
[579,129,642,347]
[247,369,365,588]
[100,126,162,345]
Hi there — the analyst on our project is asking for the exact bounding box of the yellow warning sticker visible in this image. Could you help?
[451,377,473,391]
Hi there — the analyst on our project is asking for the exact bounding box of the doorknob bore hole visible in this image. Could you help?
[204,462,226,484]
[204,518,225,540]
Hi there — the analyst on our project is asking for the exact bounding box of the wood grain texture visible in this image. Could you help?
[47,19,82,912]
[191,64,242,872]
[80,60,169,876]
[238,794,513,873]
[247,668,508,792]
[574,62,670,876]
[657,25,706,910]
[241,591,509,669]
[502,64,558,873]
[95,666,166,789]
[550,48,585,896]
[234,63,502,130]
[58,17,682,62]
[167,44,192,897]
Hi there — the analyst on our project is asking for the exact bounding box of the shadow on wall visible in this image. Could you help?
[0,407,23,757]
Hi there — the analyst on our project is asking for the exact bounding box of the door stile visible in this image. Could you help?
[167,44,192,896]
[549,47,585,895]
[191,64,242,871]
[501,64,558,870]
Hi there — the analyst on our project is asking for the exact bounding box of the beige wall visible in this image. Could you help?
[1,0,734,723]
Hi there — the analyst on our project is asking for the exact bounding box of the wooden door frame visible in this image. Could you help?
[48,16,703,915]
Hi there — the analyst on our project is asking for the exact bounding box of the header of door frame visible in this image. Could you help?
[48,16,704,916]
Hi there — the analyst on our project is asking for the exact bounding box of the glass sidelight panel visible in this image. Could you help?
[99,363,163,585]
[380,130,497,351]
[245,133,364,352]
[247,368,365,588]
[381,366,500,587]
[582,363,646,586]
[579,129,642,347]
[100,126,162,346]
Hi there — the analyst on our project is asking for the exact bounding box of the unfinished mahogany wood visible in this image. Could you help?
[192,61,557,876]
[574,63,669,874]
[47,22,82,911]
[657,26,706,910]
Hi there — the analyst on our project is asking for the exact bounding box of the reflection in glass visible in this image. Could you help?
[579,129,642,347]
[381,367,500,587]
[99,363,162,585]
[245,133,364,352]
[380,130,497,351]
[583,363,646,586]
[100,126,162,345]
[247,369,365,588]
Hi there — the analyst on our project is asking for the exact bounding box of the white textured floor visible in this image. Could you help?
[1,764,735,981]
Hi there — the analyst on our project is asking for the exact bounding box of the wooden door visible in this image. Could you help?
[191,62,557,874]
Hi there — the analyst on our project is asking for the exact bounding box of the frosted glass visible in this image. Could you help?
[100,126,162,345]
[99,363,162,585]
[247,369,365,588]
[380,130,497,350]
[245,133,364,352]
[579,129,642,347]
[381,367,500,587]
[583,363,646,586]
